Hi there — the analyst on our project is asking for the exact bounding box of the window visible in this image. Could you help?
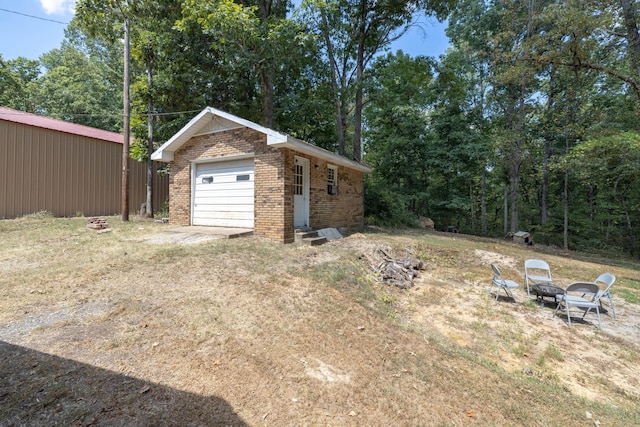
[202,176,213,184]
[294,163,304,196]
[236,174,250,181]
[327,165,338,195]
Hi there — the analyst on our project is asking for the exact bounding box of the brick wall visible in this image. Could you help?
[169,128,364,243]
[307,157,365,233]
[170,128,286,242]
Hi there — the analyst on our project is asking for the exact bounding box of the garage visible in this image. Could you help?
[192,158,254,228]
[152,107,372,243]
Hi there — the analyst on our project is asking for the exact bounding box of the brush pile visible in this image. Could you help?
[375,249,426,289]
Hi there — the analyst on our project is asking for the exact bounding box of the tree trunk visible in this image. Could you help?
[503,183,509,235]
[563,170,569,250]
[146,58,154,218]
[469,182,475,231]
[260,68,274,128]
[620,0,640,115]
[541,137,550,225]
[588,184,595,221]
[481,168,487,234]
[352,0,367,162]
[257,0,276,128]
[320,8,346,155]
[510,160,519,233]
[621,0,640,86]
[121,17,130,222]
[541,68,555,225]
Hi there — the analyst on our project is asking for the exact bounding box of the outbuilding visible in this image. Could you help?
[151,107,372,243]
[0,107,168,219]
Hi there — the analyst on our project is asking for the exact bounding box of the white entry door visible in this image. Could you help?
[293,156,309,228]
[192,159,254,228]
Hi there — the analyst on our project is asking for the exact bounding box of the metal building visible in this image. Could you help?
[0,107,168,219]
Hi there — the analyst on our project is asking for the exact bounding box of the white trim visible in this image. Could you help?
[193,125,243,137]
[294,156,310,228]
[190,162,196,225]
[190,153,255,165]
[272,135,371,173]
[151,106,372,174]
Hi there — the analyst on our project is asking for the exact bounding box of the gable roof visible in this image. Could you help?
[151,107,372,173]
[0,107,124,144]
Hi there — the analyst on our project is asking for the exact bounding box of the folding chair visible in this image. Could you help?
[489,264,519,302]
[592,273,616,319]
[524,259,553,297]
[554,282,602,329]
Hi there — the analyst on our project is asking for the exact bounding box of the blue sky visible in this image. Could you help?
[0,0,450,62]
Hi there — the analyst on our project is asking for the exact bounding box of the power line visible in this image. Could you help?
[0,7,69,25]
[0,109,203,118]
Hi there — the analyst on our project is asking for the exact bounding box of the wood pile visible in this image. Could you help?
[86,217,111,233]
[376,249,426,289]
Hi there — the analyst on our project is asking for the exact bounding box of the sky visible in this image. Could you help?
[0,0,450,62]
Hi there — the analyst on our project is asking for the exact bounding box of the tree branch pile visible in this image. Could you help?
[375,249,426,289]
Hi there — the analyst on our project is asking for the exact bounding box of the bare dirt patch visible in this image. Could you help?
[1,218,639,426]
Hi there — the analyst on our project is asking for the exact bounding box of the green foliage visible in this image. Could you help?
[5,0,640,257]
[563,132,640,255]
[0,55,41,111]
[37,41,122,132]
[364,177,420,227]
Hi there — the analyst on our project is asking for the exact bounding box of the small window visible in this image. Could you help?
[236,174,250,181]
[202,176,213,184]
[294,163,303,195]
[327,165,338,195]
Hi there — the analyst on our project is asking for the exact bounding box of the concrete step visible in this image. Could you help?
[295,229,327,245]
[302,236,328,246]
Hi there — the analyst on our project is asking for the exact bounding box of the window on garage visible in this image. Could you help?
[327,165,338,195]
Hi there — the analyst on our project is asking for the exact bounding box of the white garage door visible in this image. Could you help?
[193,159,254,228]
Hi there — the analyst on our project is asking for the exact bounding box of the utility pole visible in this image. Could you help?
[122,15,130,221]
[146,57,154,218]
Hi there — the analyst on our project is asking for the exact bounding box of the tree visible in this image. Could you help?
[37,39,122,132]
[430,48,492,233]
[525,0,640,116]
[363,51,434,224]
[302,0,454,161]
[0,55,40,112]
[180,0,306,128]
[567,131,640,255]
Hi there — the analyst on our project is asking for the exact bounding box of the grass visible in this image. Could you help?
[1,217,640,425]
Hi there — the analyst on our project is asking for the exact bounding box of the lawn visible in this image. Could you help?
[1,214,639,426]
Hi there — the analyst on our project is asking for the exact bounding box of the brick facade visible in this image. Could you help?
[169,128,365,243]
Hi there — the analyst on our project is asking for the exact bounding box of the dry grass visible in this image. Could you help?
[1,216,640,426]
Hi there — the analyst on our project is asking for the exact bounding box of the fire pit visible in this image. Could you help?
[530,284,565,307]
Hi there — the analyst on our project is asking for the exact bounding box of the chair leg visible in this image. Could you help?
[553,301,562,316]
[608,294,616,319]
[503,287,515,303]
[582,307,602,329]
[598,293,617,319]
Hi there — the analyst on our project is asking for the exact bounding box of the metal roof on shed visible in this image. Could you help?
[0,107,124,144]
